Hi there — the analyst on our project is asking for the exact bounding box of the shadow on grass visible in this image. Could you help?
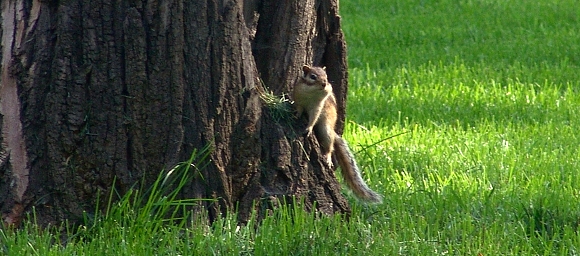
[521,197,580,251]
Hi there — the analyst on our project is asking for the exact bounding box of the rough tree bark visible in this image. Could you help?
[0,0,349,226]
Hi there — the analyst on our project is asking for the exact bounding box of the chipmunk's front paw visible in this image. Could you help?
[303,126,313,137]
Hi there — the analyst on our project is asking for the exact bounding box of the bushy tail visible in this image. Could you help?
[334,136,382,203]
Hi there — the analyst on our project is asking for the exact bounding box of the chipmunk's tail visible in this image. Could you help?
[334,136,382,203]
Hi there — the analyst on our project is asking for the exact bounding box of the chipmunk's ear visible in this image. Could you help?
[302,65,311,73]
[322,66,326,71]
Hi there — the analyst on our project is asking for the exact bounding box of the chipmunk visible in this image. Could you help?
[292,65,382,203]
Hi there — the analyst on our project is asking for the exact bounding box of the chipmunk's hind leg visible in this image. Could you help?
[315,124,335,167]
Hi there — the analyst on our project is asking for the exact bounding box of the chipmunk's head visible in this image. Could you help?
[301,65,328,86]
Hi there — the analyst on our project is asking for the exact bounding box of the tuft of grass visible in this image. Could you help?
[258,78,294,123]
[260,90,294,123]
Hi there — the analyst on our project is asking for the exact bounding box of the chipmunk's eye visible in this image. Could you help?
[309,74,317,80]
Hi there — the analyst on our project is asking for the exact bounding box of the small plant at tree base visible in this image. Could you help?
[68,144,215,245]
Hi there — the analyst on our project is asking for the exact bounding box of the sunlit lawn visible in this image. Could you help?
[2,0,579,255]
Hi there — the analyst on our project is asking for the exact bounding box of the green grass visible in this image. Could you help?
[341,0,580,254]
[2,0,580,255]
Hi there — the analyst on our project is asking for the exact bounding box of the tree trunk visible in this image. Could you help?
[0,0,349,226]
